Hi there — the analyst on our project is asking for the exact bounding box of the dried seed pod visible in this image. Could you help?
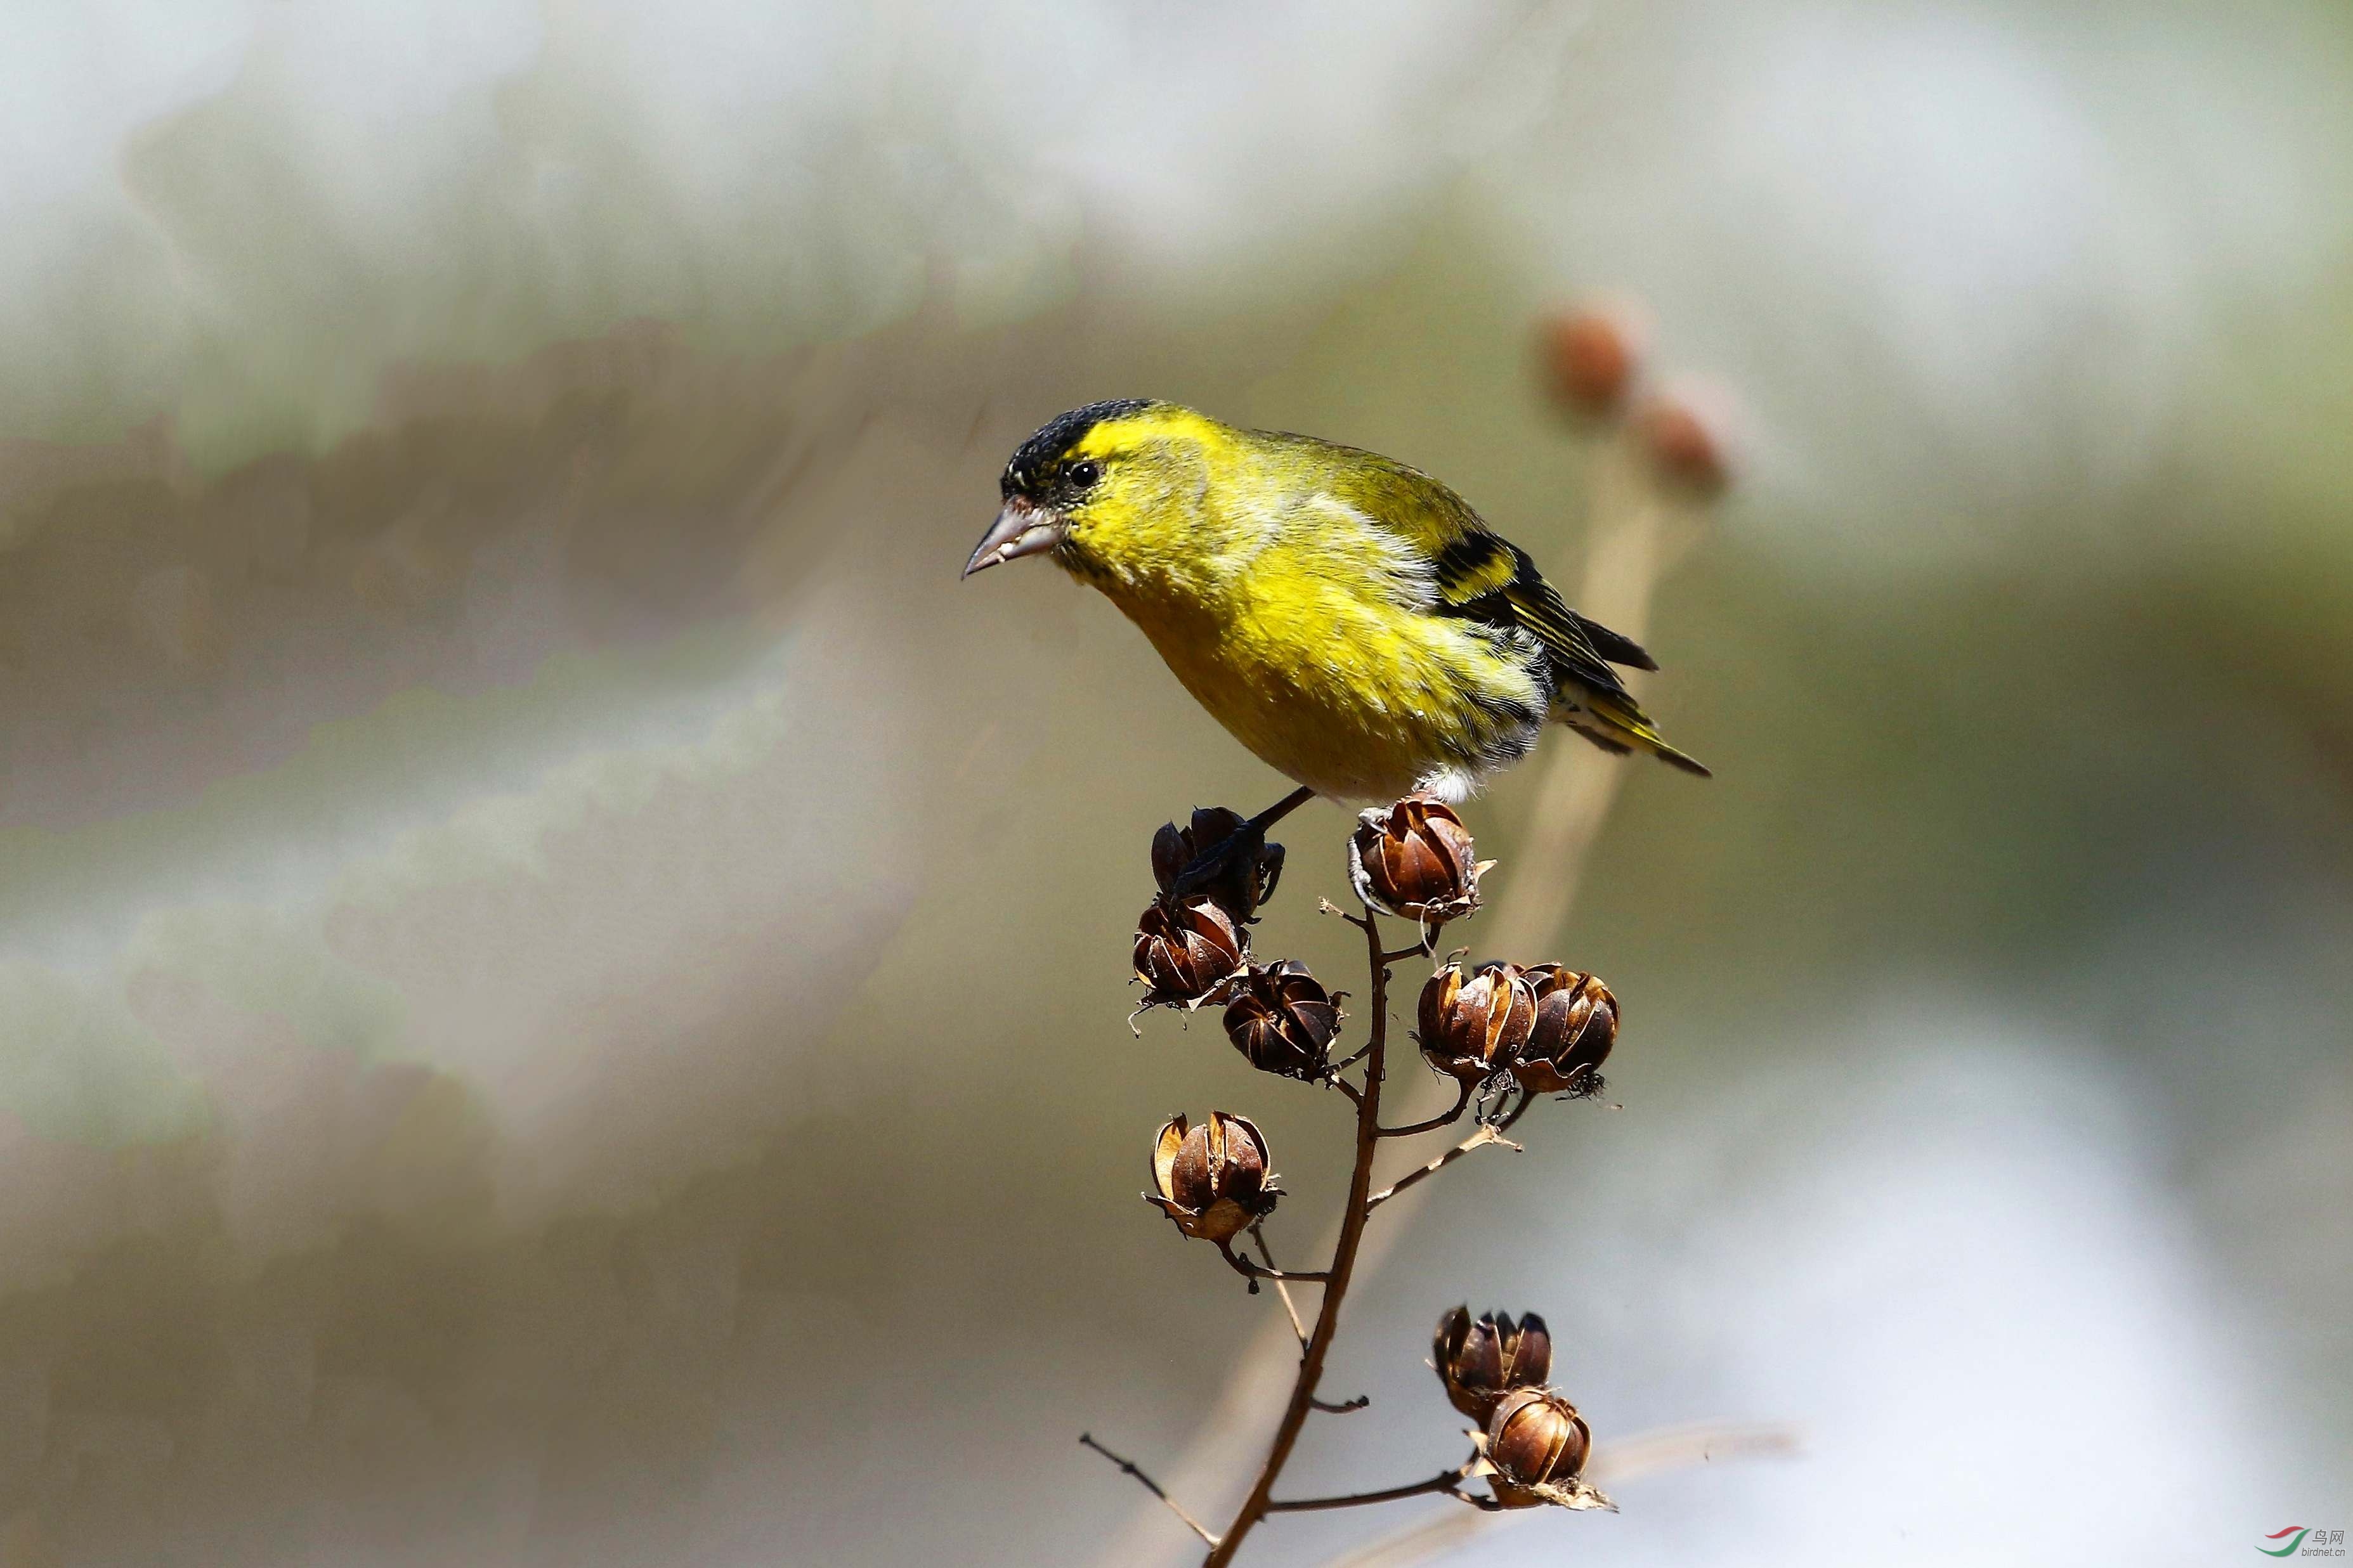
[1432,1306,1555,1423]
[1417,962,1537,1087]
[1151,807,1284,923]
[1636,390,1733,496]
[1537,303,1646,422]
[1346,795,1489,926]
[1222,961,1342,1082]
[1133,897,1247,1011]
[1144,1112,1281,1244]
[1474,1387,1606,1510]
[1511,966,1617,1097]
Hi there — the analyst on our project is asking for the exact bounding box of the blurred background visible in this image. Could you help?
[1,1,2349,1563]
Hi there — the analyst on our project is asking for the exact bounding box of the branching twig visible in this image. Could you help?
[1365,1092,1532,1213]
[1266,1468,1473,1514]
[1218,1246,1332,1288]
[1251,1227,1369,1414]
[1376,1081,1473,1139]
[1249,1222,1310,1351]
[1200,905,1396,1567]
[1080,1433,1220,1549]
[1312,1421,1800,1568]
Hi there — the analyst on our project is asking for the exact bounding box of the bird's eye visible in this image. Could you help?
[1067,460,1101,489]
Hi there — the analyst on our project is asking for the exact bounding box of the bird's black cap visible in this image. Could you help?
[1002,399,1156,498]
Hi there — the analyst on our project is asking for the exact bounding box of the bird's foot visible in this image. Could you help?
[1166,821,1284,917]
[1150,788,1312,923]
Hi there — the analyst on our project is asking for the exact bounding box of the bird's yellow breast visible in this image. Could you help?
[1097,535,1542,803]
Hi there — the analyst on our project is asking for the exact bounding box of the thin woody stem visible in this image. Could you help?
[1251,1224,1369,1415]
[1376,1080,1474,1139]
[1218,1245,1332,1286]
[1079,1433,1219,1548]
[1364,1091,1532,1213]
[1265,1468,1473,1514]
[1201,906,1395,1567]
[1311,1424,1801,1568]
[1248,1222,1309,1350]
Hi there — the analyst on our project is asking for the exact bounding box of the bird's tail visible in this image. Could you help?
[1561,688,1712,777]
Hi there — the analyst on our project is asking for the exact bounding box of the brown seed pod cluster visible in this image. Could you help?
[1432,1306,1553,1422]
[1144,1112,1281,1244]
[1416,961,1617,1100]
[1132,897,1246,1012]
[1636,389,1734,496]
[1131,808,1291,1018]
[1418,961,1538,1088]
[1431,1304,1612,1511]
[1118,791,1636,1534]
[1537,303,1646,422]
[1222,961,1343,1082]
[1347,795,1490,926]
[1473,1387,1607,1510]
[1534,295,1740,502]
[1513,964,1617,1097]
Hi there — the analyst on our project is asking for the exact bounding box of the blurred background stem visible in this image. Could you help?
[1486,427,1707,958]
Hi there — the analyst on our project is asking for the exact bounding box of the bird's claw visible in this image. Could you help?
[1166,823,1282,914]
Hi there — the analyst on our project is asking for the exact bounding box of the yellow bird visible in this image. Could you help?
[963,400,1705,859]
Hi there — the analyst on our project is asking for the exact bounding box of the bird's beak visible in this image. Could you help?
[962,502,1065,579]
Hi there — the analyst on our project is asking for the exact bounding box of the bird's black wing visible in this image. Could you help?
[1287,431,1659,691]
[1431,533,1655,697]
